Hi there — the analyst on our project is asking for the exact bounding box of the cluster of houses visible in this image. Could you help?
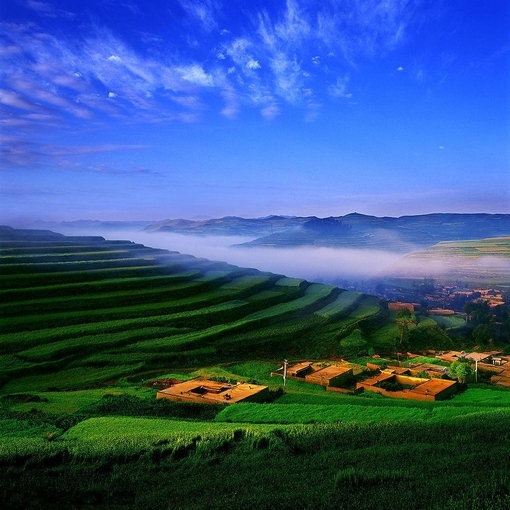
[435,350,510,388]
[155,350,510,405]
[274,360,458,401]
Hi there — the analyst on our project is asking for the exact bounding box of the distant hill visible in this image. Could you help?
[145,213,510,251]
[144,215,305,237]
[384,236,510,285]
[27,213,510,253]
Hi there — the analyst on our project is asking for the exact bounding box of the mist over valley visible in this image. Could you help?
[30,213,510,291]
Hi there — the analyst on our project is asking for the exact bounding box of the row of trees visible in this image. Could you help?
[465,301,510,345]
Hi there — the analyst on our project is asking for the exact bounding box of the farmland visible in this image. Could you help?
[2,226,510,509]
[0,226,385,393]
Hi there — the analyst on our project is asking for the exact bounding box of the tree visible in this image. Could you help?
[449,359,474,384]
[464,301,494,345]
[340,329,367,357]
[396,308,415,345]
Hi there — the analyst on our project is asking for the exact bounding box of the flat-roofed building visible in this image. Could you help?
[287,362,313,378]
[156,378,269,405]
[357,373,458,401]
[305,365,354,387]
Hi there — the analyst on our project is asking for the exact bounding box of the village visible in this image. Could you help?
[154,348,510,406]
[364,278,508,314]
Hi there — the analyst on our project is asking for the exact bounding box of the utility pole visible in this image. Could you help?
[283,359,288,389]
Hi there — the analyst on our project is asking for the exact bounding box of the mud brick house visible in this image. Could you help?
[156,378,269,405]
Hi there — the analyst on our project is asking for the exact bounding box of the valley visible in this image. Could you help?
[1,225,510,509]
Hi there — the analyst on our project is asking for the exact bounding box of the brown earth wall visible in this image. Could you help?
[356,383,435,401]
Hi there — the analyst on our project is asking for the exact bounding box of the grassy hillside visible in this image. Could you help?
[3,226,510,509]
[0,226,385,392]
[2,375,510,509]
[389,236,510,286]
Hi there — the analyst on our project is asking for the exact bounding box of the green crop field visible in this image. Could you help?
[429,314,467,329]
[2,226,510,509]
[0,227,385,391]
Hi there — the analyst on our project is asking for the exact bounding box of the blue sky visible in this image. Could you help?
[1,0,509,224]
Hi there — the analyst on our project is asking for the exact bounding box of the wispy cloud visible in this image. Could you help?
[26,1,75,20]
[0,0,422,134]
[0,135,147,169]
[261,103,281,120]
[178,0,222,32]
[328,76,353,99]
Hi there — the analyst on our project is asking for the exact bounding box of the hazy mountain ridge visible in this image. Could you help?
[29,213,510,254]
[147,213,510,249]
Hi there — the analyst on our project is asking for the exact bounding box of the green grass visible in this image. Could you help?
[6,228,510,509]
[0,229,385,394]
[245,284,337,320]
[2,387,151,414]
[1,365,144,394]
[429,314,467,329]
[215,400,510,424]
[315,290,363,318]
[3,406,510,509]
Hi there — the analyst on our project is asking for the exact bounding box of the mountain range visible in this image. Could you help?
[30,213,510,254]
[142,213,510,251]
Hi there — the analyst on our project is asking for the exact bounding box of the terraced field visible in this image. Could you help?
[391,236,510,287]
[0,226,384,392]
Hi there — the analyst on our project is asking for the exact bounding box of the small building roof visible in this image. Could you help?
[465,351,502,362]
[491,375,510,388]
[307,365,352,380]
[410,363,448,374]
[409,378,457,396]
[156,378,268,405]
[437,350,503,364]
[287,362,313,376]
[383,367,410,375]
[361,372,395,386]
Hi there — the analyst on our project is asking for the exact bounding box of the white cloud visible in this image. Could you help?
[170,94,202,109]
[414,68,425,82]
[0,89,40,111]
[178,0,220,32]
[274,0,311,43]
[439,145,445,149]
[261,103,281,119]
[328,76,352,99]
[220,86,241,119]
[304,101,321,122]
[0,1,427,129]
[246,59,261,70]
[225,37,253,68]
[177,64,214,87]
[397,66,404,71]
[26,0,74,19]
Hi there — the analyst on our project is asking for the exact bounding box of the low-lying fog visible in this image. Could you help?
[133,231,407,282]
[45,225,510,286]
[51,226,408,283]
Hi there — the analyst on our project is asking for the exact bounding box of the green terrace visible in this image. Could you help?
[0,227,385,392]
